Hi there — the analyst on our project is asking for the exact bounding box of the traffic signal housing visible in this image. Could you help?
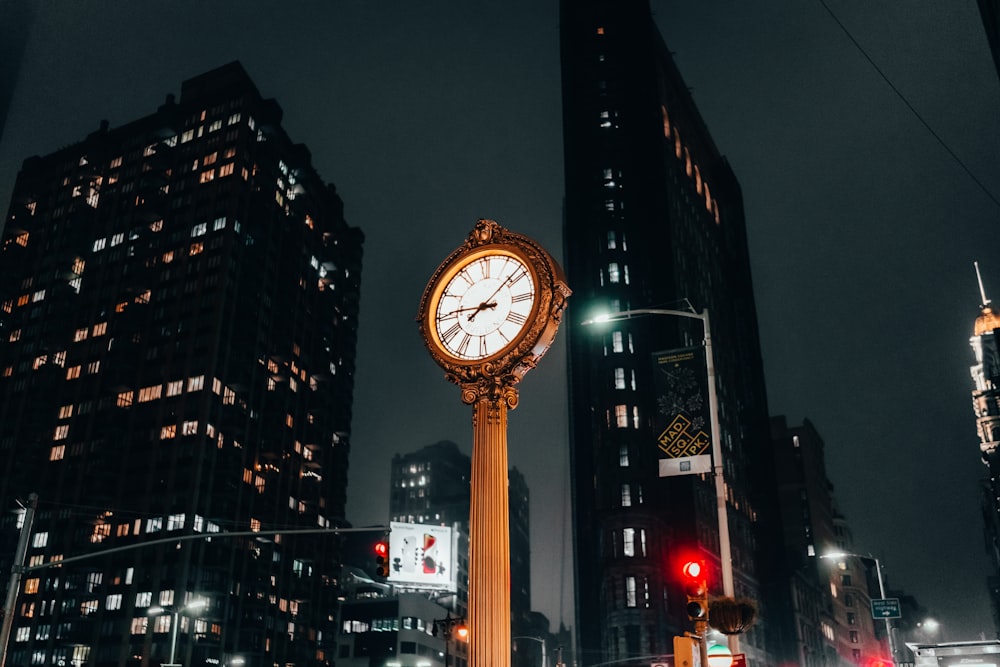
[673,635,700,667]
[373,540,389,578]
[681,560,708,623]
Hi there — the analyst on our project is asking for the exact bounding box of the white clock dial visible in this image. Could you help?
[434,253,536,361]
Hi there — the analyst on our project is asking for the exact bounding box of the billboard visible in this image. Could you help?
[652,347,712,477]
[386,521,457,592]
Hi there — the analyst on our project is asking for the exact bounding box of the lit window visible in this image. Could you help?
[199,170,215,184]
[614,367,626,390]
[621,484,632,507]
[31,290,45,302]
[139,385,163,402]
[106,594,122,610]
[130,617,148,635]
[135,592,152,607]
[66,366,81,380]
[110,233,124,247]
[92,238,106,252]
[213,216,227,231]
[74,328,88,342]
[167,514,185,530]
[182,421,198,436]
[632,406,640,429]
[611,331,624,353]
[116,391,133,408]
[24,578,40,594]
[227,112,241,126]
[619,444,629,467]
[50,445,65,461]
[625,575,636,607]
[203,152,218,166]
[54,425,69,441]
[110,156,123,169]
[92,322,107,337]
[219,163,235,178]
[181,129,194,143]
[87,361,100,374]
[160,425,176,440]
[187,375,204,392]
[145,518,163,534]
[608,263,620,283]
[189,242,204,255]
[166,381,183,397]
[191,222,208,237]
[32,532,48,548]
[614,405,628,428]
[623,528,635,556]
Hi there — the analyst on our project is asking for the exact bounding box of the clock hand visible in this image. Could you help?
[466,302,498,321]
[441,304,486,318]
[469,270,523,321]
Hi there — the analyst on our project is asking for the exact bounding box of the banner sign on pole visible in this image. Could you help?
[653,347,712,477]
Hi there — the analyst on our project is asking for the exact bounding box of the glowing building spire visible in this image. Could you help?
[977,260,991,307]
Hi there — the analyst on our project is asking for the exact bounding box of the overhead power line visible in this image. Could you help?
[818,0,1000,210]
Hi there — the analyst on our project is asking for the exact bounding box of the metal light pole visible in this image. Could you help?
[512,636,547,667]
[583,308,733,599]
[821,551,899,665]
[148,600,207,667]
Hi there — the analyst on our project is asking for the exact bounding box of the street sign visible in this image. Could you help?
[871,598,902,619]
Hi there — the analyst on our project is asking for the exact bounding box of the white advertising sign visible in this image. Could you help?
[387,521,457,592]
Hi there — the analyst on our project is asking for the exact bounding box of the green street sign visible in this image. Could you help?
[871,598,901,619]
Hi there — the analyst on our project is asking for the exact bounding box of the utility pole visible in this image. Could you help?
[0,493,38,667]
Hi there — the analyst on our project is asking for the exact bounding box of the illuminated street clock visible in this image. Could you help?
[417,218,570,667]
[418,218,571,388]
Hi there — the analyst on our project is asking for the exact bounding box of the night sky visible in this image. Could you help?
[2,0,998,645]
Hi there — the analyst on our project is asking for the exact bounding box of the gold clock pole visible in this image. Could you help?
[418,219,570,667]
[463,380,518,667]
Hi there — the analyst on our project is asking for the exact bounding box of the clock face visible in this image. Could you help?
[434,252,537,361]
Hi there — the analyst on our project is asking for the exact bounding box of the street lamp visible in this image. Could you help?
[821,551,899,665]
[512,636,547,667]
[582,307,733,598]
[147,599,208,667]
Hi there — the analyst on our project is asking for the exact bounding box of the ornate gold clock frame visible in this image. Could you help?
[417,219,571,667]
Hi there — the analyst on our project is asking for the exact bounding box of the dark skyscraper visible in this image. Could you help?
[0,62,363,667]
[970,266,1000,635]
[560,1,777,664]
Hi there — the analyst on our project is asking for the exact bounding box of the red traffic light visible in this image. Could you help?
[374,540,389,577]
[681,559,708,622]
[682,561,703,579]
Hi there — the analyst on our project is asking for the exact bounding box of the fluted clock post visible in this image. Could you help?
[418,220,570,667]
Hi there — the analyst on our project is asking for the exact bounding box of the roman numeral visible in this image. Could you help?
[479,258,491,280]
[441,322,462,343]
[507,311,527,326]
[511,293,532,303]
[479,337,489,357]
[457,334,472,356]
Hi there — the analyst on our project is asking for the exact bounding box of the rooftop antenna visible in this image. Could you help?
[975,261,991,307]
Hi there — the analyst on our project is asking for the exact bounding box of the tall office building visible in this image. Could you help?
[0,62,363,667]
[770,417,888,667]
[560,2,779,664]
[969,268,1000,635]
